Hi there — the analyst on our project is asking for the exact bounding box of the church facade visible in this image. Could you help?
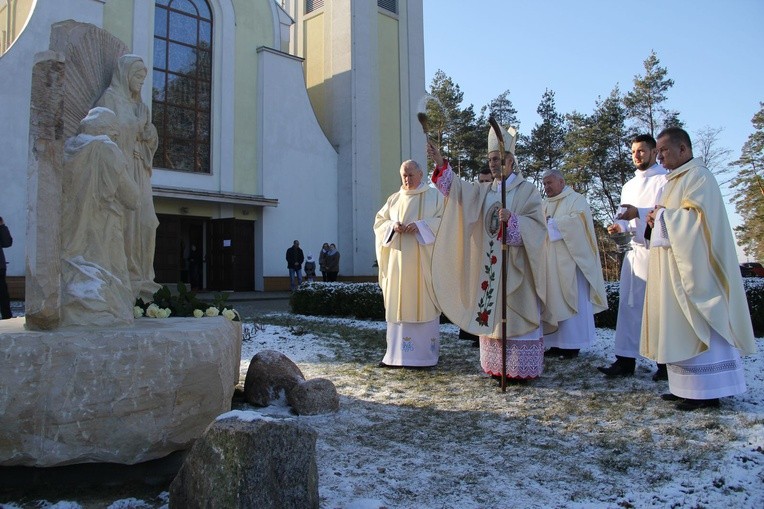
[0,0,426,294]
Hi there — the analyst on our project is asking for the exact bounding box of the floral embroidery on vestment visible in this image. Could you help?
[476,240,497,327]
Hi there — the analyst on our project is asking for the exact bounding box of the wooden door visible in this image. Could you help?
[206,218,255,291]
[233,220,254,291]
[206,218,234,290]
[154,214,182,284]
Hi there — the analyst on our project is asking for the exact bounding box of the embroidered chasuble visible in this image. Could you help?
[640,158,756,364]
[541,186,607,330]
[431,167,547,339]
[374,184,444,324]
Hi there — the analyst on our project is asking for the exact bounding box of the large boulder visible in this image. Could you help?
[0,316,242,467]
[243,349,305,406]
[287,378,340,415]
[169,414,319,509]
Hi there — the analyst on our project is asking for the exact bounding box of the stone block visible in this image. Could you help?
[0,316,242,467]
[169,415,319,509]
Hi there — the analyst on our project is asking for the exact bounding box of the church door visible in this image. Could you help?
[206,218,255,291]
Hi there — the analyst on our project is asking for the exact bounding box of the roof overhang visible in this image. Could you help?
[152,185,279,207]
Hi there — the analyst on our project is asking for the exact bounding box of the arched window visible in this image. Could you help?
[152,0,212,173]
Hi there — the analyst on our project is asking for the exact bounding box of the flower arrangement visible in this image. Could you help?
[134,283,240,321]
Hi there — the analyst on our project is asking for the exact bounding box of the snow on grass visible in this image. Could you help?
[4,312,762,509]
[235,313,764,509]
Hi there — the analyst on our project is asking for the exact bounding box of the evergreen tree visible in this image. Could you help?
[730,102,764,260]
[623,51,682,137]
[562,88,631,281]
[479,89,520,131]
[472,90,521,181]
[561,89,631,221]
[426,70,482,179]
[522,89,566,187]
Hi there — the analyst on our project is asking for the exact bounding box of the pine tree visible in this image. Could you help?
[562,88,631,281]
[522,89,566,187]
[562,87,631,222]
[730,102,764,260]
[479,89,520,131]
[623,51,682,137]
[426,70,482,179]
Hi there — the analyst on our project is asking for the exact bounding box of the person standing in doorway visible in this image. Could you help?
[0,216,13,319]
[286,240,304,290]
[325,243,340,282]
[188,243,203,290]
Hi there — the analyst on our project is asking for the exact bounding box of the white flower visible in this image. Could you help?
[146,303,160,318]
[193,309,204,318]
[222,308,237,320]
[158,308,172,318]
[205,307,220,317]
[133,306,144,318]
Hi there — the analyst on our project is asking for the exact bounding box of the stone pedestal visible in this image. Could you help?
[0,316,242,467]
[169,417,319,509]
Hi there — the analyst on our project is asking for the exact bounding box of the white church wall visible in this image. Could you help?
[257,47,338,278]
[0,0,105,276]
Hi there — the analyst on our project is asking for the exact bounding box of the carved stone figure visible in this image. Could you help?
[7,21,242,469]
[60,107,140,327]
[95,54,161,302]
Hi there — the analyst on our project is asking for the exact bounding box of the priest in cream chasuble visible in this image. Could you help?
[641,128,755,409]
[374,160,444,367]
[541,169,607,357]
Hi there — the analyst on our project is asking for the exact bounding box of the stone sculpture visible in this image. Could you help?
[25,20,129,330]
[1,21,242,469]
[95,54,161,303]
[60,107,139,327]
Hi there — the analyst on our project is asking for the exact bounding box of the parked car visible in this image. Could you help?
[740,262,764,277]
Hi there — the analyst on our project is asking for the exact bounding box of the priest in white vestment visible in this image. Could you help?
[427,127,547,381]
[374,160,444,367]
[641,127,756,411]
[598,134,667,379]
[541,170,607,358]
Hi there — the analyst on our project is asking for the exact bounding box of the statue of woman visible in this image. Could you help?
[96,54,161,302]
[61,107,140,326]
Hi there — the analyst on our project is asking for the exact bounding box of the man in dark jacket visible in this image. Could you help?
[0,216,13,319]
[286,240,304,290]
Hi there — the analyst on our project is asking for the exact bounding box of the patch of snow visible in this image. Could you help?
[216,409,281,422]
